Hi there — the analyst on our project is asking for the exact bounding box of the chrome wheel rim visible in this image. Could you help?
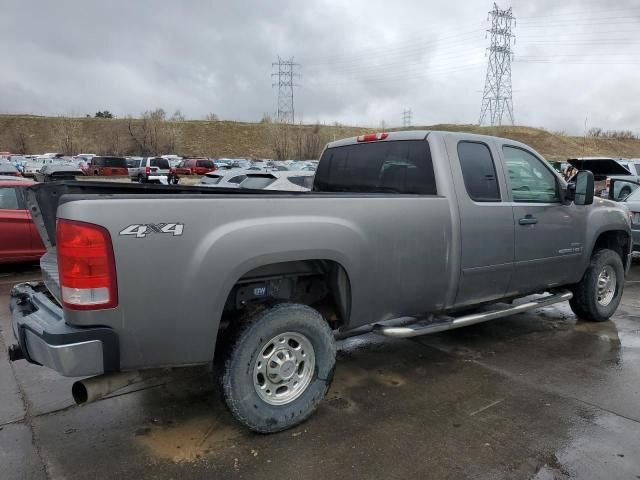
[253,332,315,406]
[596,265,617,306]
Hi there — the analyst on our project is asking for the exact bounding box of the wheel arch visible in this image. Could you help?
[590,229,630,266]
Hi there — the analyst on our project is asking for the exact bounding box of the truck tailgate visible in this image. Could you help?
[40,250,60,302]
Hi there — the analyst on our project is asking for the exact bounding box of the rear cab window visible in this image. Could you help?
[457,141,500,202]
[314,140,436,194]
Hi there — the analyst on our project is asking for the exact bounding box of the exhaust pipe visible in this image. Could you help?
[72,371,154,404]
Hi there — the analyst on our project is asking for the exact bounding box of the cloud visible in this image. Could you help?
[0,0,638,134]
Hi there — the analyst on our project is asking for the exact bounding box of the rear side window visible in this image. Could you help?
[242,175,277,189]
[457,142,501,202]
[227,174,247,184]
[314,140,436,194]
[98,157,127,168]
[289,176,315,189]
[0,187,19,210]
[197,160,214,168]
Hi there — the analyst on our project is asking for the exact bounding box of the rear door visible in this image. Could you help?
[502,145,584,294]
[0,186,32,261]
[445,135,515,306]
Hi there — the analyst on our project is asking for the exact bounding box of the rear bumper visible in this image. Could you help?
[9,283,119,377]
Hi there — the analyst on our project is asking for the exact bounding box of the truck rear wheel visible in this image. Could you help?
[570,248,624,322]
[221,303,336,433]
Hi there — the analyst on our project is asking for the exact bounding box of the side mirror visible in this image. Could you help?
[574,170,594,205]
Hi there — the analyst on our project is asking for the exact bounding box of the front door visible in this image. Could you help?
[501,145,584,294]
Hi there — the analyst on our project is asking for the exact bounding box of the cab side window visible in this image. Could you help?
[503,146,560,203]
[458,141,500,202]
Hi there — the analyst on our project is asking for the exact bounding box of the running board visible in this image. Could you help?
[373,290,573,338]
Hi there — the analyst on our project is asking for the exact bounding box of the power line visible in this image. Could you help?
[271,56,300,124]
[479,3,515,126]
[402,109,412,128]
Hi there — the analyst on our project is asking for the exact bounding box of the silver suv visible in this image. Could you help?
[134,157,171,183]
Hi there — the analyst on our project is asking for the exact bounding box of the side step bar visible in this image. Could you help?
[374,290,573,338]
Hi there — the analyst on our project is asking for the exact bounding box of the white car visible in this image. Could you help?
[197,170,314,191]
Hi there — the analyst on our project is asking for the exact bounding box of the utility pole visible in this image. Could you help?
[272,57,300,124]
[479,3,515,126]
[402,109,412,128]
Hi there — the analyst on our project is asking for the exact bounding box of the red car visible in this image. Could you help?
[0,179,46,263]
[172,158,216,176]
[85,156,129,176]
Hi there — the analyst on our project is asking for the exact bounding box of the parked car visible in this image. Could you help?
[126,157,144,179]
[22,156,57,177]
[85,156,129,176]
[0,179,46,263]
[34,164,85,183]
[161,155,182,168]
[134,157,171,183]
[8,130,631,435]
[173,157,216,176]
[567,157,640,200]
[196,170,251,188]
[197,170,315,191]
[0,163,22,177]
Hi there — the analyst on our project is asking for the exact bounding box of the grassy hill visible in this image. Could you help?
[1,114,639,161]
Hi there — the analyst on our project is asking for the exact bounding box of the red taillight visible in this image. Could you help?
[56,219,118,310]
[145,166,151,175]
[606,178,611,188]
[357,132,389,142]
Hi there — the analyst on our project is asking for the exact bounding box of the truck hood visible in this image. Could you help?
[567,158,631,176]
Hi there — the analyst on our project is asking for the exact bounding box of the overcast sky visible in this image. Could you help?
[1,0,639,134]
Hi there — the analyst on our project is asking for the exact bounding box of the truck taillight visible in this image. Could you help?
[606,178,610,188]
[357,132,389,142]
[145,166,151,175]
[56,219,118,310]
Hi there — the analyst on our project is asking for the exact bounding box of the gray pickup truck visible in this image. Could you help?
[8,131,632,433]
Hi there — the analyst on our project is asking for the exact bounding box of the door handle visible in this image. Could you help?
[518,215,538,225]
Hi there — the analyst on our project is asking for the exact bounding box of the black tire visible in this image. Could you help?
[570,248,624,322]
[221,303,336,433]
[137,174,145,183]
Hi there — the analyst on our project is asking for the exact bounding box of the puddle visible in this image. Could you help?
[136,414,244,463]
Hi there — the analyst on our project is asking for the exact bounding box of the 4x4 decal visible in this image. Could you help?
[119,223,184,238]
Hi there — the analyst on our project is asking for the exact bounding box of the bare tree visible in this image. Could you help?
[127,115,152,155]
[54,116,83,155]
[12,131,29,154]
[170,109,185,121]
[205,113,219,122]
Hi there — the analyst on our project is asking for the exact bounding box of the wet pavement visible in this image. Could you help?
[1,262,639,479]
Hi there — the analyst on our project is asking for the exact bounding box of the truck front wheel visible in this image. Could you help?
[221,303,336,433]
[570,248,624,322]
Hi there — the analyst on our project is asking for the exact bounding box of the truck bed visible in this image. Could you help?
[26,181,304,249]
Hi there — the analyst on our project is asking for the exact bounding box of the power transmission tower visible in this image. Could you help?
[272,57,300,123]
[402,109,412,128]
[479,3,515,126]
